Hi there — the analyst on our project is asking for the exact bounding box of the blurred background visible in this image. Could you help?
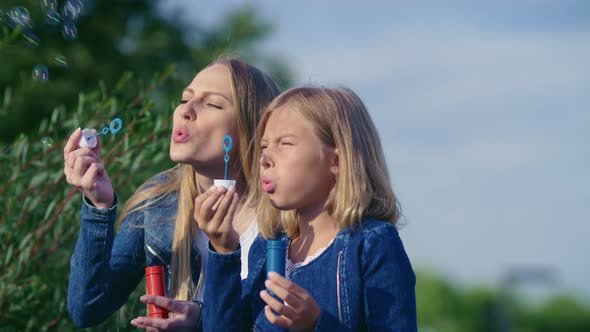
[1,0,588,331]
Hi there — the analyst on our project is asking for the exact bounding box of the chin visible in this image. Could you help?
[268,197,294,211]
[169,149,190,164]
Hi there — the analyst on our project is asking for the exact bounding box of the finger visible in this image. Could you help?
[132,316,171,330]
[140,295,184,313]
[79,163,103,189]
[213,185,236,217]
[194,186,216,224]
[264,304,292,329]
[220,191,239,228]
[73,156,98,181]
[199,186,226,221]
[265,278,303,308]
[66,147,99,168]
[63,128,82,161]
[260,289,298,318]
[268,272,310,300]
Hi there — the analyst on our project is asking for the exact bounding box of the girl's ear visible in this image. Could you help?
[330,148,339,176]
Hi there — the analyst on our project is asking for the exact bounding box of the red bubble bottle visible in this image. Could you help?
[145,266,169,318]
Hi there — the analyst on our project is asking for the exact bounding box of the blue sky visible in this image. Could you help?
[163,1,590,298]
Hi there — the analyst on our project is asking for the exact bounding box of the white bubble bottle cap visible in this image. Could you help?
[78,128,97,148]
[214,179,236,189]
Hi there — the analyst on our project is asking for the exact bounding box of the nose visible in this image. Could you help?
[260,148,273,170]
[176,100,196,121]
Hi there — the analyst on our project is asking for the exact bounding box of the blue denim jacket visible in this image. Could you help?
[202,219,417,332]
[67,186,203,327]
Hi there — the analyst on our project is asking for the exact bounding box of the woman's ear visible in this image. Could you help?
[330,148,339,176]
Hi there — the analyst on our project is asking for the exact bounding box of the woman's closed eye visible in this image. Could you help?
[206,103,222,109]
[180,99,188,104]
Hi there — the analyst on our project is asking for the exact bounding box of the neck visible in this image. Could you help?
[296,200,339,242]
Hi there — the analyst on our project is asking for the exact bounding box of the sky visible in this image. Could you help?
[162,1,590,298]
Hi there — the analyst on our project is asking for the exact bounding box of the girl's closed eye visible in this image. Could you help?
[180,99,188,104]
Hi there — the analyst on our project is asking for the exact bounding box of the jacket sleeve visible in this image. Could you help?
[201,244,249,332]
[361,224,417,332]
[67,194,145,327]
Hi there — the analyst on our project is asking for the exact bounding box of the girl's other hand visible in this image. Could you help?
[63,128,115,208]
[131,295,201,332]
[260,272,320,332]
[194,185,240,253]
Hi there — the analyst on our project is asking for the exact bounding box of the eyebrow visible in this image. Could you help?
[182,88,232,103]
[261,134,298,143]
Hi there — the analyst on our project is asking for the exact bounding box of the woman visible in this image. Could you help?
[63,57,280,330]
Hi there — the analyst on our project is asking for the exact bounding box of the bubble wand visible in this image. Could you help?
[78,118,123,148]
[214,135,236,189]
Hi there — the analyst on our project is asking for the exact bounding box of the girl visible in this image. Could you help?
[63,57,280,330]
[201,86,417,331]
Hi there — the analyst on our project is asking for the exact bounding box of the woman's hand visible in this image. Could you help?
[130,295,201,332]
[63,128,115,208]
[194,185,240,253]
[260,272,321,332]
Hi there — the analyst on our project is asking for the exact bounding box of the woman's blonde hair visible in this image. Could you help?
[250,86,401,239]
[117,57,280,301]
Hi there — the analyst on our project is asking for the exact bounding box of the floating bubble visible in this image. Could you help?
[53,55,68,67]
[41,136,54,149]
[45,9,61,26]
[22,31,40,48]
[62,0,84,22]
[41,0,58,13]
[32,65,49,82]
[6,7,33,30]
[62,21,78,40]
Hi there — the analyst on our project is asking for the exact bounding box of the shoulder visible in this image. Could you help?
[353,218,400,241]
[351,218,409,260]
[141,170,176,191]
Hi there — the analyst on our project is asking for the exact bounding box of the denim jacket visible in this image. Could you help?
[202,218,417,332]
[67,185,203,327]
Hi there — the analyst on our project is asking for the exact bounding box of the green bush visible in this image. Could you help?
[0,70,176,331]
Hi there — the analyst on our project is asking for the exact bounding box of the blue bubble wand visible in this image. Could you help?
[85,118,123,140]
[223,135,233,180]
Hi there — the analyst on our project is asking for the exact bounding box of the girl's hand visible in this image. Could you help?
[63,128,115,208]
[130,295,201,332]
[260,272,320,332]
[194,185,240,253]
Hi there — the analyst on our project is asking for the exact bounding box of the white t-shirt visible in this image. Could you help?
[239,221,259,280]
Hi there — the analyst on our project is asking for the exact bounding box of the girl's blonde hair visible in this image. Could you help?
[250,86,401,239]
[117,57,280,301]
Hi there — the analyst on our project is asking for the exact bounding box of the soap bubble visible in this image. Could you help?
[41,0,58,13]
[41,136,54,149]
[22,31,40,48]
[53,55,68,68]
[62,21,78,40]
[32,65,49,82]
[45,9,61,26]
[62,0,84,22]
[6,7,33,30]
